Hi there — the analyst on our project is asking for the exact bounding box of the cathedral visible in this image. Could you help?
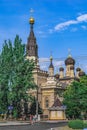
[26,16,85,120]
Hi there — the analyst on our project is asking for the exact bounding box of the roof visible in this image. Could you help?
[76,67,81,71]
[59,67,64,71]
[59,76,78,81]
[65,56,75,65]
[52,98,62,107]
[79,71,85,77]
[49,61,54,68]
[49,98,66,110]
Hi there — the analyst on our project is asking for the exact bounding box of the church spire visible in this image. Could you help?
[49,55,54,76]
[26,9,38,59]
[49,55,54,69]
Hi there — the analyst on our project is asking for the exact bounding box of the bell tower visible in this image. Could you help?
[26,10,38,63]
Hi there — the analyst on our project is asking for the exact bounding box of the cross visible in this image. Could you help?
[30,8,34,17]
[50,51,53,57]
[68,48,71,57]
[68,48,71,54]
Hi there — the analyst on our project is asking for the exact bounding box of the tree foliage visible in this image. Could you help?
[0,35,35,117]
[29,97,43,115]
[63,75,87,119]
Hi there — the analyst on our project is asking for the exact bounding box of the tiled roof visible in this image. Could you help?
[49,98,66,110]
[52,98,62,107]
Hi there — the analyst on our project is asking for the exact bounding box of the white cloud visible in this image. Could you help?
[39,58,64,71]
[39,58,49,70]
[39,58,49,62]
[77,14,87,22]
[55,20,78,31]
[53,60,64,67]
[54,14,87,31]
[40,65,47,70]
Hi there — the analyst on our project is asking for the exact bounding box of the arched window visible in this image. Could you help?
[45,97,49,108]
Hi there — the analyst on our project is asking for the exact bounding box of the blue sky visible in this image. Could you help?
[0,0,87,72]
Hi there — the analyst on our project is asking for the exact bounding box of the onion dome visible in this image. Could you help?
[79,71,85,77]
[55,73,60,79]
[65,55,75,65]
[29,17,35,24]
[76,67,81,72]
[49,56,54,68]
[59,67,64,71]
[70,65,74,70]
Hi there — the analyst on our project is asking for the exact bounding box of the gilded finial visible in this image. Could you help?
[29,8,35,24]
[50,51,53,61]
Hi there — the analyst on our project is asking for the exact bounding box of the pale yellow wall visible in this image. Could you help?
[66,65,71,76]
[31,68,48,107]
[70,70,74,77]
[49,110,65,120]
[59,71,64,78]
[41,89,55,115]
[66,65,74,77]
[49,68,54,76]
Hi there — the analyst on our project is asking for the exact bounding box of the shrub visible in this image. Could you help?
[13,109,18,119]
[68,119,84,129]
[84,123,87,128]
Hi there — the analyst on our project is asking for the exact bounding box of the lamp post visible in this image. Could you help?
[8,76,13,119]
[8,71,15,119]
[36,85,38,120]
[8,105,13,119]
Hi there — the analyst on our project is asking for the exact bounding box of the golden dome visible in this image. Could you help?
[29,17,35,24]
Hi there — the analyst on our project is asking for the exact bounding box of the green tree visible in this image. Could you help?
[63,75,87,119]
[29,97,43,115]
[0,35,36,117]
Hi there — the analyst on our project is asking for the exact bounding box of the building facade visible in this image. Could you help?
[26,16,85,120]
